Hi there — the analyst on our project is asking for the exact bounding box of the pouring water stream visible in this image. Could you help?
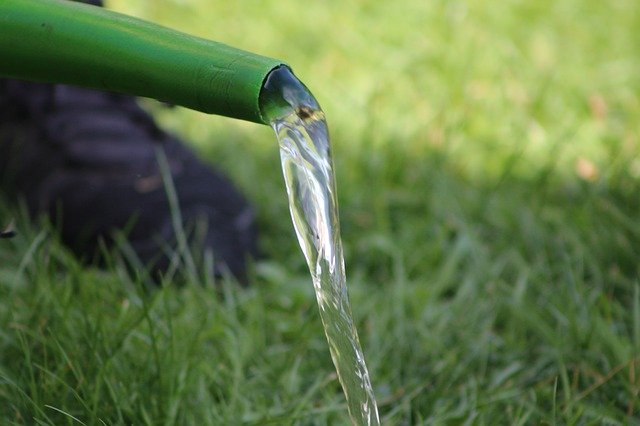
[260,66,380,425]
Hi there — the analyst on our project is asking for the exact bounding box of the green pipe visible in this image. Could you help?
[0,0,286,124]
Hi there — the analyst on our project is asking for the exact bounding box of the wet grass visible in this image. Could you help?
[2,0,640,423]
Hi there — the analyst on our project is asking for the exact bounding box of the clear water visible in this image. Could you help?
[260,66,380,425]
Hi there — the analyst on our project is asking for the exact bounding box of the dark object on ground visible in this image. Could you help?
[0,224,16,239]
[0,77,259,282]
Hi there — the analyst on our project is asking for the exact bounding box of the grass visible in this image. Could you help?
[1,0,640,423]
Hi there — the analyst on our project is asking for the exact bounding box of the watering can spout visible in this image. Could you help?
[0,0,286,124]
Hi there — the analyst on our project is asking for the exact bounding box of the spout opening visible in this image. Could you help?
[258,65,320,125]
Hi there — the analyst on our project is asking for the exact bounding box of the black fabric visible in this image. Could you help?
[0,78,259,281]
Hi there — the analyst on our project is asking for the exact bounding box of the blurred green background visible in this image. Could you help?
[110,0,638,181]
[1,0,639,424]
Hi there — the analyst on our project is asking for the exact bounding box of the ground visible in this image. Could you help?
[1,0,639,424]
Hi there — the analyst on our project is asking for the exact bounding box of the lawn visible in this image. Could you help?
[2,0,640,424]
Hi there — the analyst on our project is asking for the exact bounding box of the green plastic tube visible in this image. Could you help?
[0,0,286,124]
